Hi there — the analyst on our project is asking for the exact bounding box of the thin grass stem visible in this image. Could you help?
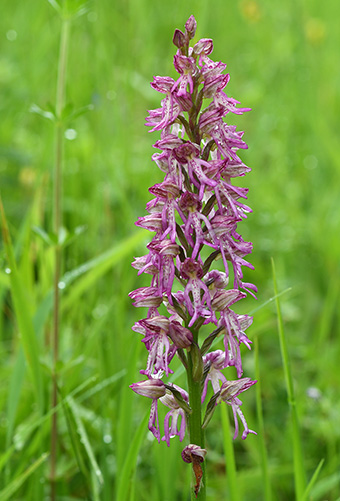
[220,405,238,501]
[271,258,306,500]
[50,13,70,501]
[254,335,272,501]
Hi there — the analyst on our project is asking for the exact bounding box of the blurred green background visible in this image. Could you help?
[1,0,340,499]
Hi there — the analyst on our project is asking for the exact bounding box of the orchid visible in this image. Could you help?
[129,15,257,499]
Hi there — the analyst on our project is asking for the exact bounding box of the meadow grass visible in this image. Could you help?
[1,0,340,499]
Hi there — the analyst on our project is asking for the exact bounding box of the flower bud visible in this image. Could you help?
[131,255,158,275]
[135,213,162,232]
[204,270,229,289]
[211,289,246,311]
[148,240,180,258]
[219,378,256,402]
[169,320,193,348]
[130,379,166,399]
[173,29,186,48]
[140,315,169,333]
[185,15,197,39]
[150,76,175,93]
[149,180,180,199]
[193,38,213,56]
[128,287,163,308]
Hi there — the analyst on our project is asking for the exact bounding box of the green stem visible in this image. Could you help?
[271,258,306,500]
[50,14,70,501]
[187,339,206,500]
[254,335,272,501]
[184,73,207,501]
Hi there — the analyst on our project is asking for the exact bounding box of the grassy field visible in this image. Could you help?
[1,0,340,499]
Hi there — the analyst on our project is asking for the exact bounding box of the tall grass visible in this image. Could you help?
[1,0,340,499]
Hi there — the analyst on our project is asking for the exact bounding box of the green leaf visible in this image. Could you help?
[254,335,272,501]
[220,405,238,501]
[32,225,86,248]
[11,376,98,462]
[47,0,61,13]
[202,249,221,275]
[0,270,10,288]
[29,103,56,122]
[61,225,87,247]
[61,102,75,120]
[6,348,26,450]
[190,343,203,382]
[301,458,324,501]
[78,369,126,403]
[0,198,44,414]
[248,287,292,315]
[0,453,49,501]
[66,0,91,18]
[31,225,55,246]
[164,384,192,414]
[272,257,306,499]
[57,226,68,245]
[61,392,91,495]
[201,326,224,356]
[32,232,144,329]
[202,391,220,429]
[310,470,340,500]
[0,446,15,476]
[67,103,94,122]
[61,231,145,311]
[67,396,104,487]
[116,411,149,501]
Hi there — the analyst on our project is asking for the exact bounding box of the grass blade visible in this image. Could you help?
[310,470,340,500]
[10,371,125,459]
[0,197,44,414]
[61,231,145,311]
[67,396,104,488]
[78,369,126,402]
[30,232,145,333]
[3,348,26,485]
[301,458,324,501]
[5,348,26,449]
[12,377,97,459]
[61,392,92,500]
[0,452,49,501]
[0,446,16,477]
[116,410,149,501]
[249,287,292,315]
[254,334,272,501]
[271,257,306,499]
[220,405,238,501]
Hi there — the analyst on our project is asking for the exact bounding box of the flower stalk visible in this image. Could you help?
[187,345,206,500]
[129,16,257,498]
[50,13,70,501]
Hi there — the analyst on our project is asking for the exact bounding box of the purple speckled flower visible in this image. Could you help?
[160,385,189,446]
[218,378,257,439]
[202,350,227,402]
[129,16,257,472]
[130,378,166,441]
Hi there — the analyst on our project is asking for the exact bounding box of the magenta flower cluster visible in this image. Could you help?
[130,15,256,447]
